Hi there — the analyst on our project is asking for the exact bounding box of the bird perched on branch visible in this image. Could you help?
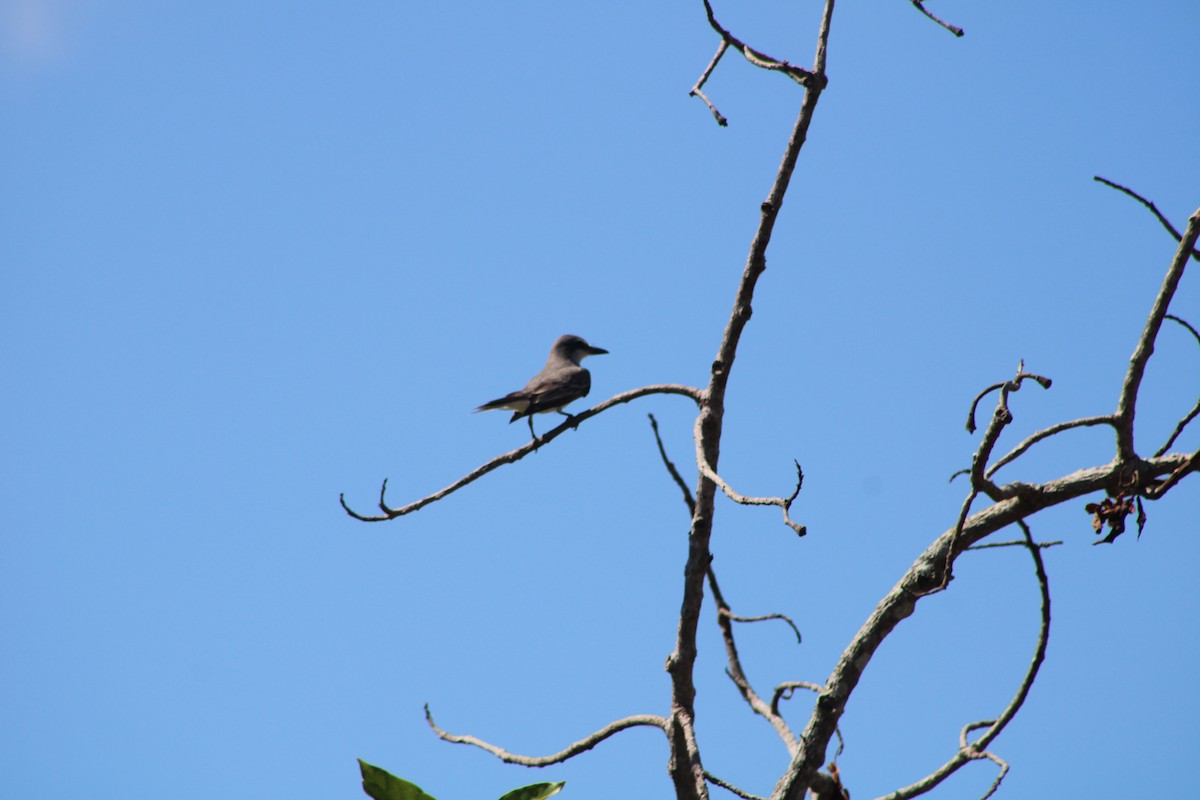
[475,334,608,443]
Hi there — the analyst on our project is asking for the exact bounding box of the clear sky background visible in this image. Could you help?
[3,2,1198,799]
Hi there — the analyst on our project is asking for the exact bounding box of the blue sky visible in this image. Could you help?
[2,2,1198,799]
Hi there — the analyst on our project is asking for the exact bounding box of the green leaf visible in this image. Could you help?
[358,759,438,800]
[497,781,566,800]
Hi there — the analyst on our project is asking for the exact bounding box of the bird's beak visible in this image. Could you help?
[587,346,609,356]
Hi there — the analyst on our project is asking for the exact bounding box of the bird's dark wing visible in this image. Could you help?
[521,366,591,417]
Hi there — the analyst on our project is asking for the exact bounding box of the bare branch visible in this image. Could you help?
[340,384,703,522]
[1165,313,1200,347]
[872,521,1049,800]
[699,0,819,87]
[721,609,803,644]
[985,415,1115,479]
[672,2,833,796]
[1153,315,1200,457]
[1115,208,1200,459]
[1144,448,1200,499]
[708,567,800,754]
[965,369,1052,436]
[909,1,965,37]
[706,772,767,800]
[1094,177,1200,262]
[649,413,697,513]
[966,365,1053,501]
[773,452,1190,800]
[690,40,729,127]
[696,430,807,535]
[1155,402,1200,458]
[966,539,1062,551]
[424,704,667,767]
[769,681,823,718]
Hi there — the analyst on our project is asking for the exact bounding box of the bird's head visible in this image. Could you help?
[554,334,608,365]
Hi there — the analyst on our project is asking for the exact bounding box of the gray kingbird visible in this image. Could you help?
[476,334,608,441]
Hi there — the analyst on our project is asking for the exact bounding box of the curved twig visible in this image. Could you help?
[706,772,767,800]
[965,368,1052,436]
[768,682,846,759]
[1144,448,1200,499]
[872,520,1049,800]
[695,421,807,535]
[1114,208,1200,459]
[966,365,1052,501]
[1153,315,1200,457]
[773,451,1190,800]
[721,609,803,644]
[424,704,667,767]
[769,681,823,718]
[340,384,704,522]
[909,1,965,37]
[699,0,818,87]
[649,413,697,513]
[1094,177,1200,262]
[1155,403,1200,458]
[708,567,800,754]
[986,415,1115,479]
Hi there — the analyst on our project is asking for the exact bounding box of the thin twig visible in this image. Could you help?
[1094,177,1200,262]
[649,413,696,513]
[340,384,703,522]
[695,423,807,535]
[424,705,667,766]
[770,681,823,717]
[909,1,965,37]
[873,521,1049,800]
[708,566,801,754]
[1154,315,1200,457]
[985,415,1115,479]
[779,449,1190,800]
[966,539,1062,551]
[721,609,803,644]
[1144,449,1200,499]
[1115,208,1200,459]
[690,39,730,126]
[706,772,767,800]
[699,0,818,87]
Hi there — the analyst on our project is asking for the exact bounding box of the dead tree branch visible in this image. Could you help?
[909,2,965,37]
[771,452,1192,800]
[985,415,1115,479]
[699,0,819,87]
[340,384,703,521]
[1153,314,1200,457]
[706,772,766,800]
[695,436,807,535]
[424,705,667,767]
[873,521,1050,800]
[1114,208,1200,460]
[650,413,697,513]
[667,2,836,797]
[707,566,801,755]
[1094,177,1200,262]
[690,39,730,127]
